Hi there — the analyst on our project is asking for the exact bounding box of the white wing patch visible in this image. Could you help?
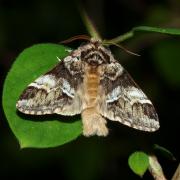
[106,86,152,104]
[106,86,121,103]
[29,75,57,92]
[60,78,75,98]
[106,86,152,105]
[17,99,28,107]
[126,87,152,105]
[127,86,146,98]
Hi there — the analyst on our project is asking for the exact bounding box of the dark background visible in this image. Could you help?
[0,0,180,179]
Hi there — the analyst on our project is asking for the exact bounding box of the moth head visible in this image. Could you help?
[80,39,112,66]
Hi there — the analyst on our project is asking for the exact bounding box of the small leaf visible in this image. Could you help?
[2,43,82,148]
[154,144,176,160]
[128,151,149,177]
[133,26,180,35]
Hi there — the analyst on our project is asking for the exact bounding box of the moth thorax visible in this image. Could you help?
[83,51,106,66]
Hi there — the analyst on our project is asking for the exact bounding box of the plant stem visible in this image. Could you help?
[148,155,167,180]
[172,164,180,180]
[104,31,134,44]
[79,6,102,41]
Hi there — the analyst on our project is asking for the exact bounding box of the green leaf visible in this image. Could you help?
[108,26,180,44]
[154,144,176,160]
[2,43,82,148]
[128,151,149,177]
[133,26,180,35]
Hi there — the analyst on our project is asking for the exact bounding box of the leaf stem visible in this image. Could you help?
[79,6,102,41]
[105,31,134,44]
[172,164,180,180]
[105,26,180,44]
[148,155,167,180]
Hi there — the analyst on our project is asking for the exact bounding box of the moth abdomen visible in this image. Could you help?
[83,65,100,105]
[81,107,108,137]
[80,64,109,136]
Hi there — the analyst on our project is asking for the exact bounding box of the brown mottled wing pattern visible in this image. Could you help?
[16,55,84,116]
[99,62,160,132]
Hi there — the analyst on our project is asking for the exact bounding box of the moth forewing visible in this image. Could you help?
[16,58,83,116]
[16,38,160,137]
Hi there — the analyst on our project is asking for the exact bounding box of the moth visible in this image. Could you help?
[16,38,160,137]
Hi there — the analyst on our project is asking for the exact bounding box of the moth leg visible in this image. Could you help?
[81,107,108,137]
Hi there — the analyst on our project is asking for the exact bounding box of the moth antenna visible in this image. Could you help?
[103,41,141,57]
[60,35,91,44]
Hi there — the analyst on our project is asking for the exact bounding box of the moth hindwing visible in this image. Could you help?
[16,38,160,137]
